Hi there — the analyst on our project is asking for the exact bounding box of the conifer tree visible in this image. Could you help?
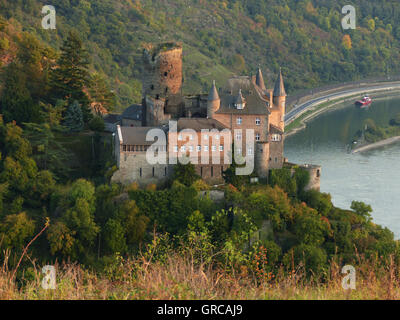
[64,101,84,132]
[50,31,92,123]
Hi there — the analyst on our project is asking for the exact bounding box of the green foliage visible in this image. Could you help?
[172,162,200,187]
[0,212,35,250]
[283,244,328,275]
[64,101,84,133]
[88,116,105,132]
[50,31,92,123]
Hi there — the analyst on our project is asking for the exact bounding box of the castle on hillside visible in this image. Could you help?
[108,42,321,189]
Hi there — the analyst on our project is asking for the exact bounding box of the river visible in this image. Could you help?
[285,95,400,238]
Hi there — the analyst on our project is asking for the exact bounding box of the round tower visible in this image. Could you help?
[255,142,269,180]
[207,80,220,119]
[142,42,183,99]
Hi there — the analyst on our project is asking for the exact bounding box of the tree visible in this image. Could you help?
[64,101,84,132]
[89,73,115,113]
[50,31,92,122]
[0,62,40,124]
[342,34,352,50]
[23,122,70,178]
[172,162,200,187]
[0,212,35,250]
[351,201,372,223]
[89,116,105,132]
[367,19,376,31]
[103,218,127,254]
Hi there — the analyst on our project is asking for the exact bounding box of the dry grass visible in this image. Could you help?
[2,251,400,300]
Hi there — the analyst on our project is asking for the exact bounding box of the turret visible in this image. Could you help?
[256,68,267,92]
[207,80,220,118]
[272,68,286,131]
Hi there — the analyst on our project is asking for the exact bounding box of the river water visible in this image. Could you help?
[285,95,400,238]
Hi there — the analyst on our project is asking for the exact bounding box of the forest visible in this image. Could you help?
[1,0,400,111]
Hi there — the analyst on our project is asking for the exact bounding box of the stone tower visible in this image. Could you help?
[142,42,183,126]
[142,42,183,98]
[255,142,270,180]
[271,68,286,132]
[207,80,220,119]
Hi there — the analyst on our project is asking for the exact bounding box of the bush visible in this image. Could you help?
[89,116,105,132]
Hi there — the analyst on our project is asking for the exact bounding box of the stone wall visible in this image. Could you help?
[142,44,183,99]
[112,149,173,187]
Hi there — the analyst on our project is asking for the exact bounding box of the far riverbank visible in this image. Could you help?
[352,136,400,153]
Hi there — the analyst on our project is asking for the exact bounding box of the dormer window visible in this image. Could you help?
[234,89,246,109]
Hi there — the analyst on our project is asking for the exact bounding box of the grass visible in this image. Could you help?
[2,250,400,300]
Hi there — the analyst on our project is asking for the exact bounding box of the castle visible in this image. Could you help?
[109,42,320,189]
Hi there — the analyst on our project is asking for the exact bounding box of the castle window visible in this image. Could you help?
[271,134,281,142]
[164,72,168,77]
[123,145,127,152]
[248,148,253,156]
[236,148,242,154]
[237,117,242,125]
[275,157,278,163]
[256,118,261,125]
[197,145,201,152]
[174,145,178,152]
[189,145,194,152]
[219,145,224,151]
[256,133,260,141]
[178,134,183,141]
[204,134,209,141]
[181,146,186,152]
[317,170,320,178]
[152,167,155,177]
[189,134,194,141]
[156,94,160,100]
[212,145,217,152]
[215,134,220,140]
[236,132,242,140]
[204,145,209,152]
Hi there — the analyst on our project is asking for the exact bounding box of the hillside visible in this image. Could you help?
[1,0,400,111]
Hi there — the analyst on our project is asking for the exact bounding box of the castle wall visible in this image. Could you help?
[269,138,284,169]
[112,149,172,187]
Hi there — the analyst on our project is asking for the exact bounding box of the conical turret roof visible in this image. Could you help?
[208,80,220,101]
[256,68,267,91]
[273,68,286,97]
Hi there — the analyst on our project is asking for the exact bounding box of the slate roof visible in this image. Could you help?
[119,126,163,145]
[104,114,121,124]
[273,69,286,97]
[122,104,143,121]
[177,118,228,131]
[216,76,270,115]
[256,68,267,92]
[208,80,220,101]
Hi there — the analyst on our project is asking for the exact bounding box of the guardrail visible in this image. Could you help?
[286,75,400,112]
